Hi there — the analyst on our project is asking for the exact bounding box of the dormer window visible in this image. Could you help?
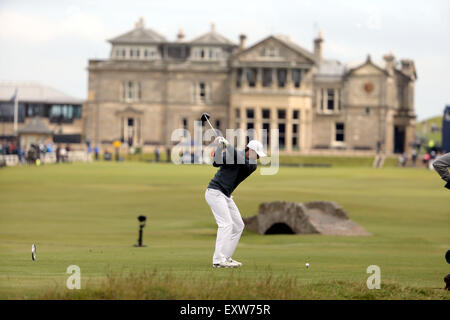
[192,47,222,61]
[265,47,278,57]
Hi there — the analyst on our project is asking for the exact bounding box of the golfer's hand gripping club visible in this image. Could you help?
[214,136,229,147]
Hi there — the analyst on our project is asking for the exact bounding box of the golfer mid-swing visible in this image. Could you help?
[205,137,266,268]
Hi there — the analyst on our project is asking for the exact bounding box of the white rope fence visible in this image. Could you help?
[0,151,92,166]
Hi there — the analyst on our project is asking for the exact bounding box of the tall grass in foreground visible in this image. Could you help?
[39,269,449,300]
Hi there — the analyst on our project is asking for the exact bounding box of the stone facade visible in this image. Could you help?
[85,19,417,155]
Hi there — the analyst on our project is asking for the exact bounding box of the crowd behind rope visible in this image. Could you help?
[0,140,93,167]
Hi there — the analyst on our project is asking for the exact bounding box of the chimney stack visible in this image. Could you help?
[135,17,145,29]
[401,59,416,79]
[401,59,412,73]
[383,51,395,76]
[239,34,247,50]
[177,29,185,41]
[314,30,323,62]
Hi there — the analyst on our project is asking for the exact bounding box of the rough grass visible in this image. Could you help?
[38,269,449,300]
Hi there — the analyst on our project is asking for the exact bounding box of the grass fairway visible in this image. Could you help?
[0,162,449,299]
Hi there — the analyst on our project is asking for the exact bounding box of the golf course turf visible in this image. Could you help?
[0,162,449,299]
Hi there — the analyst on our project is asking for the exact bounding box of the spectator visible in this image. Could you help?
[56,145,61,163]
[35,144,41,161]
[94,146,99,160]
[430,150,437,160]
[166,146,171,163]
[60,146,67,163]
[18,146,24,164]
[65,144,71,162]
[155,145,160,162]
[87,145,93,162]
[411,149,418,166]
[9,143,13,154]
[104,149,112,161]
[397,154,404,167]
[376,140,382,154]
[423,153,430,168]
[401,152,408,167]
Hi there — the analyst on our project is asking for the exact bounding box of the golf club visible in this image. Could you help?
[200,113,221,137]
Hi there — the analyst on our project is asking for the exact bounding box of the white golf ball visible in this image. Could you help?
[305,263,309,268]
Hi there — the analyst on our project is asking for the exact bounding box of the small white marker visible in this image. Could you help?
[305,262,309,268]
[31,244,36,261]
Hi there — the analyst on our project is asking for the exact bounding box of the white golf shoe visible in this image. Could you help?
[227,257,242,267]
[213,259,240,268]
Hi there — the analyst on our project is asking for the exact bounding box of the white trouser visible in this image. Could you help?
[205,188,245,264]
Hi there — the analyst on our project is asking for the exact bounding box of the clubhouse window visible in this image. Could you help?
[327,89,335,110]
[335,123,345,142]
[246,108,254,119]
[236,69,242,88]
[292,124,298,149]
[292,69,301,88]
[277,69,287,88]
[246,68,257,87]
[122,81,141,102]
[278,123,286,149]
[262,69,272,87]
[277,109,286,120]
[199,82,209,102]
[235,108,241,129]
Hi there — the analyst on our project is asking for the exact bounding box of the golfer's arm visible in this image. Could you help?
[212,145,237,167]
[212,145,226,167]
[432,152,450,181]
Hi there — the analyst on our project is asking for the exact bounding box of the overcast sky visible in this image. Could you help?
[0,0,449,120]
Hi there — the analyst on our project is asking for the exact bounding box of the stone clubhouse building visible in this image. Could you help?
[84,18,417,155]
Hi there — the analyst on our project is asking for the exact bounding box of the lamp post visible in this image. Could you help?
[134,215,147,247]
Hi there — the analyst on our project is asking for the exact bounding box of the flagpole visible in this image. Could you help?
[13,88,18,135]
